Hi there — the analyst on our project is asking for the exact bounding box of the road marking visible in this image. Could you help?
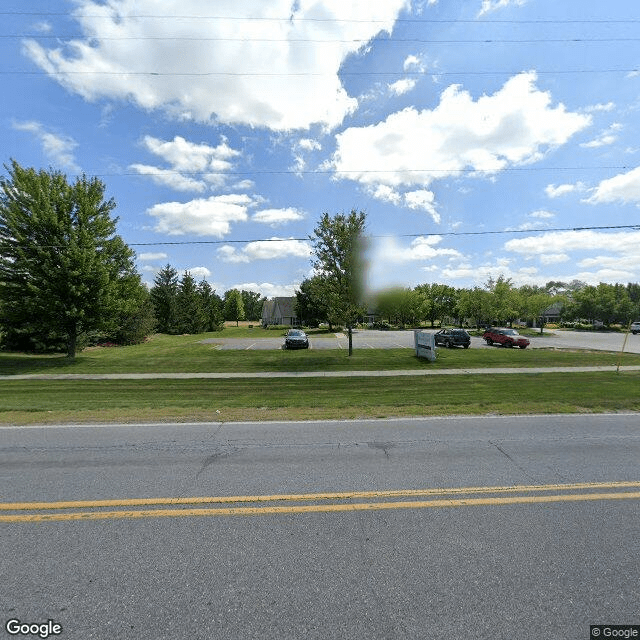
[2,491,639,523]
[2,481,639,523]
[244,343,256,350]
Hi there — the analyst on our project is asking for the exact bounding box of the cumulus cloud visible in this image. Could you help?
[130,135,240,192]
[13,121,79,171]
[504,229,640,258]
[218,238,312,263]
[233,282,299,297]
[584,166,640,205]
[388,78,417,96]
[147,194,253,236]
[545,182,587,198]
[252,208,305,226]
[22,0,409,131]
[403,190,440,222]
[332,72,591,217]
[186,266,212,280]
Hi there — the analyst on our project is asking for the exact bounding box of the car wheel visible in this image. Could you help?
[463,344,469,349]
[485,338,493,345]
[505,341,513,348]
[519,345,527,349]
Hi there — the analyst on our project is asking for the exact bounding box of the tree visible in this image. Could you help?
[224,289,245,326]
[294,276,330,328]
[241,290,264,322]
[485,275,521,326]
[415,283,458,328]
[309,210,367,355]
[456,287,493,328]
[150,264,179,334]
[175,271,206,334]
[518,285,555,334]
[375,287,419,327]
[198,280,224,332]
[0,161,142,358]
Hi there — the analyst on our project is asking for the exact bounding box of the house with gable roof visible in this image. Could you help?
[261,297,299,327]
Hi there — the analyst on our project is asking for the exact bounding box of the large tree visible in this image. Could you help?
[0,161,142,358]
[150,264,179,334]
[224,288,245,326]
[309,210,367,355]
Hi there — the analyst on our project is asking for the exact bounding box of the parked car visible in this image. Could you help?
[434,328,471,348]
[631,321,640,335]
[283,329,309,349]
[482,327,530,349]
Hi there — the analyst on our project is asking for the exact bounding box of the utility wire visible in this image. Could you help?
[126,224,640,247]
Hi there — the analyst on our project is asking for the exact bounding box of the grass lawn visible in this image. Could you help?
[2,332,640,375]
[2,331,639,425]
[1,371,639,425]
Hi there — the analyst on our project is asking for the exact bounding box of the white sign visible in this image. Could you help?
[414,331,437,361]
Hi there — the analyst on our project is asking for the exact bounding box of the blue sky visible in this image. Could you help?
[2,0,640,298]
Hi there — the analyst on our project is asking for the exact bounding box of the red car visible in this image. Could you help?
[482,328,530,349]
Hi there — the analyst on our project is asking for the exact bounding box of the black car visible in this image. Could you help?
[434,328,471,348]
[284,329,309,349]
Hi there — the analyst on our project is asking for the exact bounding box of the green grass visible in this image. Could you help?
[1,371,638,425]
[2,331,640,375]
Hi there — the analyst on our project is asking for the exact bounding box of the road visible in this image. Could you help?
[202,328,640,353]
[1,415,639,639]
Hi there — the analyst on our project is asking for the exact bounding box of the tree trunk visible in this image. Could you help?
[348,325,353,356]
[66,325,77,360]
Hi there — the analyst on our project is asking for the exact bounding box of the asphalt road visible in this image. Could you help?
[1,415,639,639]
[202,329,640,353]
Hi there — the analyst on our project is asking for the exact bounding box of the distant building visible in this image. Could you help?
[261,297,299,327]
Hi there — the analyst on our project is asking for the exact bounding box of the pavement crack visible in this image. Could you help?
[367,441,395,459]
[489,440,536,481]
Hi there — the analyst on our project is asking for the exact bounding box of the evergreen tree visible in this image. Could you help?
[198,280,224,332]
[0,160,142,358]
[175,271,206,334]
[150,264,179,334]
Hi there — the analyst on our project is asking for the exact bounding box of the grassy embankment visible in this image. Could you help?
[1,329,639,424]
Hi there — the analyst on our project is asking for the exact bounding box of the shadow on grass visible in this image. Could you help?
[0,352,81,375]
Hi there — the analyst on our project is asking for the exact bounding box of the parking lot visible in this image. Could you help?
[201,329,640,353]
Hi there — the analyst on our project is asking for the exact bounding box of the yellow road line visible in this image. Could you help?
[2,481,640,512]
[2,490,640,523]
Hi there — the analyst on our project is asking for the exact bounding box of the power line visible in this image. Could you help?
[6,35,640,44]
[4,68,638,77]
[127,224,640,247]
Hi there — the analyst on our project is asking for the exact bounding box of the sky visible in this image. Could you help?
[2,0,640,299]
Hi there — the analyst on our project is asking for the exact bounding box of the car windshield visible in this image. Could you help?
[288,330,304,336]
[502,329,519,335]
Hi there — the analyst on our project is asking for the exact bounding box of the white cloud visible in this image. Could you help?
[297,138,322,152]
[218,238,312,263]
[332,72,591,202]
[403,190,440,223]
[583,102,615,113]
[375,235,461,264]
[233,282,299,298]
[530,210,554,219]
[545,182,587,198]
[23,0,409,131]
[186,266,212,280]
[388,78,417,96]
[478,0,527,17]
[584,166,640,205]
[13,121,79,171]
[147,194,252,236]
[138,252,168,261]
[403,54,426,73]
[580,123,622,149]
[252,208,305,226]
[130,135,240,192]
[505,229,640,260]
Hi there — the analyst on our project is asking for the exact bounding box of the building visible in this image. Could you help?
[261,297,299,327]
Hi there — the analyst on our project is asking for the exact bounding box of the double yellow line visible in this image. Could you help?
[2,481,639,523]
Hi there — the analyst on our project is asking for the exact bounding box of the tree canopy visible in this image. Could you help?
[0,160,148,358]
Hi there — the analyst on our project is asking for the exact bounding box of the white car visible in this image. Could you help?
[631,321,640,335]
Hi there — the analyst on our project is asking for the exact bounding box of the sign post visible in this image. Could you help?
[414,330,437,361]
